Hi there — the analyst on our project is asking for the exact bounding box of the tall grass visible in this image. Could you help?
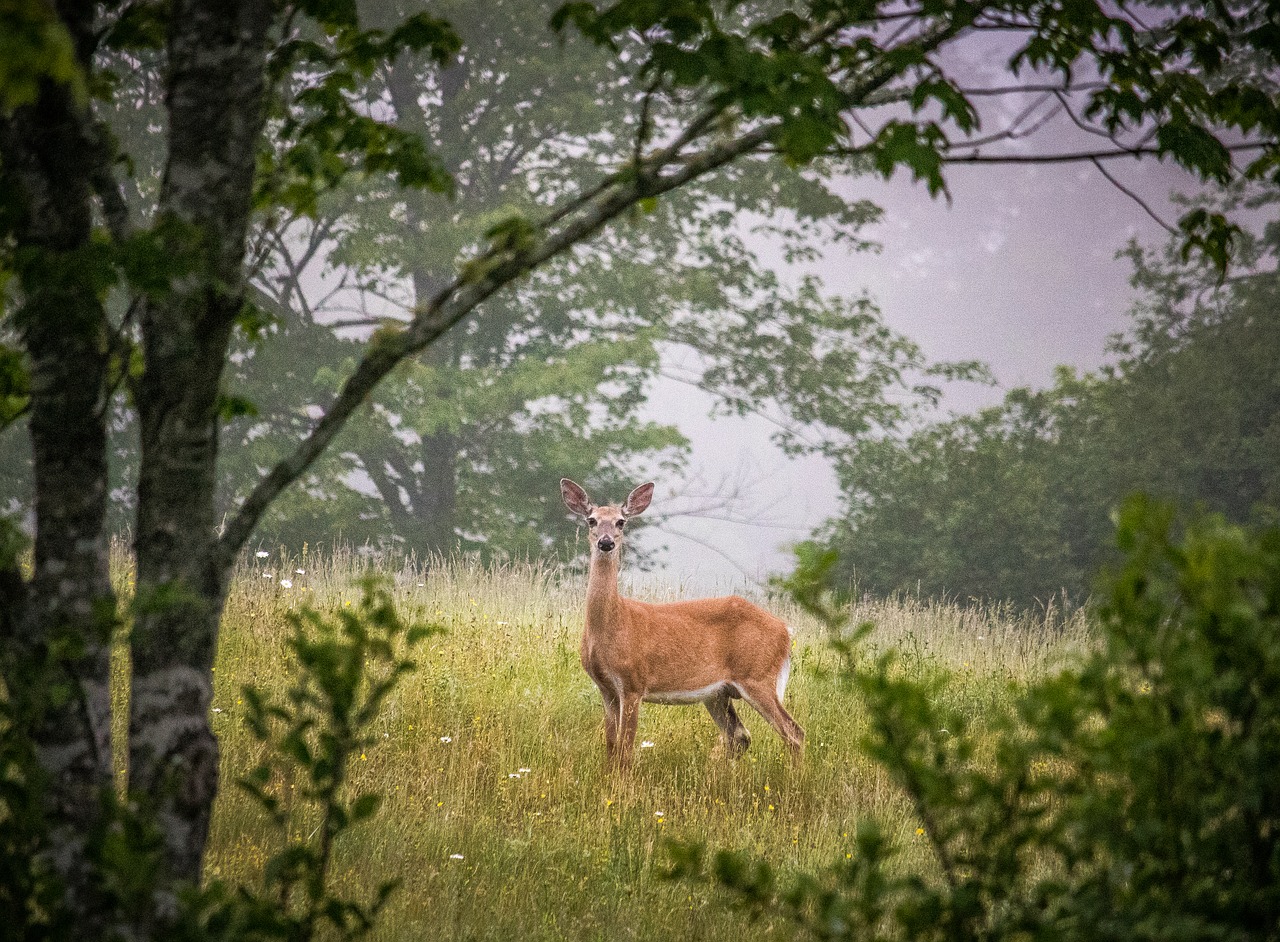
[110,543,1091,941]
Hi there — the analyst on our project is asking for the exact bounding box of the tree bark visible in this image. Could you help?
[126,1,272,923]
[386,60,464,559]
[364,432,460,558]
[0,14,118,926]
[405,264,463,558]
[413,429,460,558]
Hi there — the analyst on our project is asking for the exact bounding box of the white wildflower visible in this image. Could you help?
[440,736,452,743]
[295,568,305,575]
[449,854,464,861]
[279,579,293,589]
[640,740,655,748]
[518,767,531,773]
[508,773,521,779]
[255,550,269,558]
[262,573,273,579]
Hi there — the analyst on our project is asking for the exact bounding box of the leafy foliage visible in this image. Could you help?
[678,497,1280,941]
[3,570,433,942]
[177,578,435,941]
[203,0,943,563]
[0,521,68,942]
[3,2,1280,937]
[0,1,83,113]
[560,0,1280,269]
[821,191,1280,607]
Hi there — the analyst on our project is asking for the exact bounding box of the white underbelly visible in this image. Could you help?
[644,682,733,705]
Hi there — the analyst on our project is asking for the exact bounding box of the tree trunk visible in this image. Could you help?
[407,263,462,559]
[0,45,118,932]
[126,1,272,925]
[414,429,460,557]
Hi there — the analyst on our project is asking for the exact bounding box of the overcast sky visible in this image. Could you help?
[637,152,1197,592]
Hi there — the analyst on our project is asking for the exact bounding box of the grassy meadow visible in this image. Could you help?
[111,544,1091,941]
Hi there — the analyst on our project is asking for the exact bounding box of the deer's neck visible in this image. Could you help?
[585,550,624,636]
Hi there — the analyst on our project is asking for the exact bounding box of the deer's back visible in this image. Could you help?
[598,595,790,696]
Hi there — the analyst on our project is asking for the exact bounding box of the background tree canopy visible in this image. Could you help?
[0,0,977,566]
[821,182,1280,607]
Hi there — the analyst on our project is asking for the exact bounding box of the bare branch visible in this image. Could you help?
[1052,89,1123,142]
[658,367,826,452]
[681,512,809,532]
[634,75,662,168]
[961,81,1109,97]
[941,141,1266,164]
[656,524,766,584]
[1090,157,1178,235]
[954,91,1061,148]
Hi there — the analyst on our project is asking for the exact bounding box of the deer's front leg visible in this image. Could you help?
[615,692,642,770]
[600,686,621,763]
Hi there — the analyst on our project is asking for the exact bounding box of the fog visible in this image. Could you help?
[640,154,1193,590]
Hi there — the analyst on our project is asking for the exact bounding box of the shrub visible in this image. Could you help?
[675,496,1280,941]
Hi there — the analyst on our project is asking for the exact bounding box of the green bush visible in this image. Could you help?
[178,577,436,942]
[676,496,1280,941]
[1,574,431,942]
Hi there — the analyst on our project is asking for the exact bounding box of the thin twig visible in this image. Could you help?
[941,141,1265,164]
[1090,157,1178,234]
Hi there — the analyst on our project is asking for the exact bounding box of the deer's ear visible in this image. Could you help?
[561,478,593,517]
[622,482,654,517]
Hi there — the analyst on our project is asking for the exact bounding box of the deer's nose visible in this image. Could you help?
[597,536,615,552]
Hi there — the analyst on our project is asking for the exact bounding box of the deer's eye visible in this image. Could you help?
[617,519,626,528]
[587,517,597,527]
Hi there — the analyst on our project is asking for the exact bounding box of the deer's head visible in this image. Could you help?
[561,478,653,556]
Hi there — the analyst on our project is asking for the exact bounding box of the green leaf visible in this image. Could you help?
[388,13,461,63]
[1176,207,1240,279]
[0,1,85,113]
[1156,117,1233,183]
[350,792,382,823]
[0,343,30,427]
[216,394,259,421]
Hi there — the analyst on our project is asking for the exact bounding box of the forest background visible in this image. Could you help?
[2,0,1274,608]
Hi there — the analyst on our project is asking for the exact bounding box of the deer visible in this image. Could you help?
[560,477,804,769]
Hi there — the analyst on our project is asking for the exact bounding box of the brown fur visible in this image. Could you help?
[561,478,805,768]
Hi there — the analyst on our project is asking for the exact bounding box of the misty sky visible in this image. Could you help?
[638,153,1197,591]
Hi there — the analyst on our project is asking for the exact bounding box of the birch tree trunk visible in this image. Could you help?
[125,1,272,924]
[0,6,117,930]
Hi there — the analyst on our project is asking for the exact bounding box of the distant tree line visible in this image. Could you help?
[821,188,1280,608]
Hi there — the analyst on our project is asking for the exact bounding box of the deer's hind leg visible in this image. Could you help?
[705,691,752,756]
[739,681,805,760]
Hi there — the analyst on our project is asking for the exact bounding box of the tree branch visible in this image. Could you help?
[215,17,969,561]
[940,142,1266,164]
[85,118,133,244]
[657,524,765,584]
[1090,157,1178,234]
[960,81,1108,97]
